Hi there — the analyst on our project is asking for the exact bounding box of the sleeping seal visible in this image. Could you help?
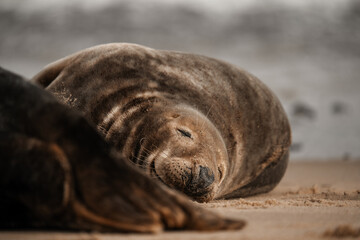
[0,67,245,232]
[32,43,291,202]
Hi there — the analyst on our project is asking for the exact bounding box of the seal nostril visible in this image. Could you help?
[183,165,215,200]
[198,166,215,189]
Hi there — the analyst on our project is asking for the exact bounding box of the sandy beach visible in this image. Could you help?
[1,160,359,240]
[1,1,360,239]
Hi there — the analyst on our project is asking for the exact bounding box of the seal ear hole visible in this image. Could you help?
[172,114,180,118]
[177,128,192,139]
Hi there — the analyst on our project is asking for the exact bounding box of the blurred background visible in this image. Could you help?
[1,0,359,161]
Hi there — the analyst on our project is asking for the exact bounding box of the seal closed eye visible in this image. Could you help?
[177,128,192,139]
[32,43,291,202]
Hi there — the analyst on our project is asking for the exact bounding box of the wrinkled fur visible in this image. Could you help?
[32,43,291,201]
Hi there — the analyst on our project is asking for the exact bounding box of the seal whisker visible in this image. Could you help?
[128,159,157,171]
[158,152,170,160]
[134,149,167,165]
[141,144,159,156]
[204,104,214,119]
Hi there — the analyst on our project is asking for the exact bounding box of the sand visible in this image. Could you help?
[1,161,359,240]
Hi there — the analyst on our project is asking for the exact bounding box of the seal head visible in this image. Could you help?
[133,105,228,202]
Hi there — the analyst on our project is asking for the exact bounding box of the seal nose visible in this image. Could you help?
[183,165,215,202]
[155,158,215,201]
[196,166,215,189]
[185,165,215,196]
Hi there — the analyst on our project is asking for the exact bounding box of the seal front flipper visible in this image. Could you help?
[78,151,246,232]
[0,133,162,232]
[0,67,245,232]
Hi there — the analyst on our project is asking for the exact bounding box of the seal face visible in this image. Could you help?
[0,66,245,232]
[32,43,291,202]
[136,105,228,202]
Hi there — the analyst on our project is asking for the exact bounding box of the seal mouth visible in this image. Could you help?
[150,158,216,202]
[150,158,192,190]
[150,160,166,186]
[183,165,216,202]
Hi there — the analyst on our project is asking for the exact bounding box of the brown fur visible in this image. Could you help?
[32,43,292,202]
[0,67,245,232]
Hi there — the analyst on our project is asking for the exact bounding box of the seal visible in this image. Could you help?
[0,66,245,232]
[32,43,291,202]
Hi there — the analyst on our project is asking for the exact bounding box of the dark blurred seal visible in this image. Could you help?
[0,66,245,232]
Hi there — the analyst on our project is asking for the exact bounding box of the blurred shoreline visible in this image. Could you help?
[1,0,359,160]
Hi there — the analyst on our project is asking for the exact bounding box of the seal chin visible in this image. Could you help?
[153,157,217,202]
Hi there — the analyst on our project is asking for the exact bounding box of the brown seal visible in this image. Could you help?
[0,66,245,232]
[32,43,291,202]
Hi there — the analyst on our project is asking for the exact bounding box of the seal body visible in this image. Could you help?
[32,43,291,202]
[0,66,245,232]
